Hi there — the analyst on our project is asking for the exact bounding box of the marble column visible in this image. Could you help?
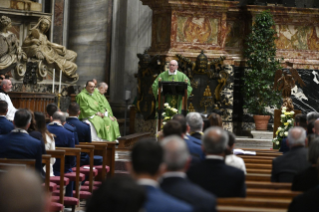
[110,0,152,106]
[68,0,113,86]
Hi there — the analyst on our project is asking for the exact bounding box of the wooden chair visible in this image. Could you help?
[117,132,151,150]
[42,154,51,192]
[46,150,66,205]
[217,205,286,212]
[56,147,81,201]
[75,144,95,193]
[79,142,110,179]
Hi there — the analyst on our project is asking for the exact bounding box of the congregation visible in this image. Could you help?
[1,78,319,212]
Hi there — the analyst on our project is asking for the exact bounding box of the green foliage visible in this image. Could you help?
[243,10,281,115]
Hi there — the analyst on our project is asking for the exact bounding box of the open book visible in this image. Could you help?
[233,149,256,155]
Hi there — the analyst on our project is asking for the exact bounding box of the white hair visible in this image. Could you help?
[98,82,108,88]
[161,135,190,171]
[170,60,178,66]
[287,127,306,147]
[186,112,203,132]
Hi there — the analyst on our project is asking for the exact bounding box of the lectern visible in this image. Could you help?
[157,81,188,131]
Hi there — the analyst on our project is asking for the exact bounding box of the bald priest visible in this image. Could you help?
[152,60,192,114]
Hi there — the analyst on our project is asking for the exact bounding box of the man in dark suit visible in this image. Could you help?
[173,114,204,160]
[0,100,13,135]
[66,102,102,166]
[160,135,217,212]
[186,112,203,140]
[292,138,319,191]
[47,111,75,197]
[46,103,79,145]
[271,127,311,183]
[288,185,319,212]
[0,109,43,173]
[129,139,193,212]
[187,127,246,197]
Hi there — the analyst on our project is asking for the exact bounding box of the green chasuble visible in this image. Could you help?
[152,70,193,114]
[76,89,115,141]
[96,90,121,140]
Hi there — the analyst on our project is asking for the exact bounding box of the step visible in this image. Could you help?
[251,131,274,139]
[235,138,273,149]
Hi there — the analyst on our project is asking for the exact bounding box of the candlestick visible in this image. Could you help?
[58,70,62,93]
[52,69,55,93]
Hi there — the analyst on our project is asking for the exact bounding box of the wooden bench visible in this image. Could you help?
[246,181,291,190]
[246,163,272,170]
[242,148,280,152]
[247,188,301,199]
[217,206,286,212]
[117,132,151,150]
[217,198,291,209]
[242,159,273,165]
[247,169,271,174]
[246,173,271,182]
[42,154,51,192]
[240,155,276,160]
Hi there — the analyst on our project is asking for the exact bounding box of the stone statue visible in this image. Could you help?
[273,68,305,111]
[0,16,27,77]
[22,16,79,82]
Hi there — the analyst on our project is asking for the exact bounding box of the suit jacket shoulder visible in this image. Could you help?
[160,177,216,212]
[143,185,193,212]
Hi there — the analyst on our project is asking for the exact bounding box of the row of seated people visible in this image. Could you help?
[0,101,104,197]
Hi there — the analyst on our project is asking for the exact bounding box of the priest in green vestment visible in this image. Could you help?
[152,60,193,114]
[96,82,121,139]
[76,80,116,141]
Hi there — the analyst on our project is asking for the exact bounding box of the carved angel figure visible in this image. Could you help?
[273,69,305,111]
[22,16,79,82]
[0,16,27,76]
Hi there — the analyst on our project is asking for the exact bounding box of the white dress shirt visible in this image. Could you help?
[225,154,247,174]
[0,92,16,121]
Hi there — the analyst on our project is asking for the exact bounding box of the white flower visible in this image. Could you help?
[162,112,166,116]
[282,106,287,110]
[280,132,284,137]
[172,108,178,113]
[281,114,285,118]
[164,103,169,107]
[278,127,282,131]
[276,141,279,145]
[290,111,295,115]
[287,120,292,124]
[163,122,166,125]
[284,132,288,137]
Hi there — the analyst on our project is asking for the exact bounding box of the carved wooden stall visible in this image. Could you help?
[9,92,55,114]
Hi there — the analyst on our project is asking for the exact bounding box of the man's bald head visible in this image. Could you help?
[313,119,319,135]
[169,60,179,73]
[1,79,12,92]
[287,127,306,147]
[0,169,46,212]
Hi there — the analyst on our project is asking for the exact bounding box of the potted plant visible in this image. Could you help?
[243,10,281,130]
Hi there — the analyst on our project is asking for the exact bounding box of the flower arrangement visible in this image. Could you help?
[162,103,178,127]
[272,107,295,148]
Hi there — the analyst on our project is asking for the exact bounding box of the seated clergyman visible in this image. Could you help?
[76,80,117,141]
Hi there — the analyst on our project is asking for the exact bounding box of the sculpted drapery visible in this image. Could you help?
[22,16,79,82]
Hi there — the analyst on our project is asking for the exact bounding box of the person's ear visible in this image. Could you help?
[126,162,134,176]
[50,116,53,122]
[157,163,167,177]
[78,111,81,116]
[26,122,31,130]
[184,157,191,171]
[313,127,315,134]
[187,125,190,133]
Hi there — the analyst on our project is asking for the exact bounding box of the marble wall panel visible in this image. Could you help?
[53,0,64,45]
[68,0,112,86]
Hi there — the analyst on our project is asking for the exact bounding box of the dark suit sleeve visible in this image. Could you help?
[67,135,76,167]
[86,124,92,143]
[271,159,277,182]
[238,171,246,197]
[73,129,79,145]
[35,142,43,174]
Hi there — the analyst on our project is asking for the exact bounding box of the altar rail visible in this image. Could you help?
[9,92,55,114]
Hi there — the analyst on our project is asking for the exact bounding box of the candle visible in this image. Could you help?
[58,70,62,93]
[52,69,55,93]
